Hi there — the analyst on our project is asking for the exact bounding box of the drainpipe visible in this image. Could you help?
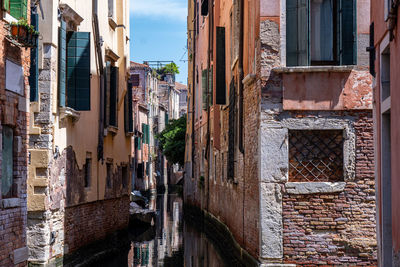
[191,7,196,182]
[205,0,213,211]
[238,0,245,246]
[93,0,105,200]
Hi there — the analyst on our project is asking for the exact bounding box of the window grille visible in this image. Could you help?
[289,130,344,182]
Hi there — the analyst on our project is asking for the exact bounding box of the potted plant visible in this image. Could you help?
[17,19,29,42]
[10,22,18,37]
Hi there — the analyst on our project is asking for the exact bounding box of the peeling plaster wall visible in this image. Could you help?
[259,4,376,264]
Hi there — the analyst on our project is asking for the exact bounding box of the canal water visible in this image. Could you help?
[98,192,228,267]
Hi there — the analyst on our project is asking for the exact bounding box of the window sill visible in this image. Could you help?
[273,65,357,74]
[59,107,80,124]
[285,182,346,195]
[106,125,118,136]
[3,13,18,24]
[1,198,20,209]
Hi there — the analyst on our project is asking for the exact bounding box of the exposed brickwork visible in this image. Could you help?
[64,195,129,254]
[282,113,377,265]
[0,7,31,267]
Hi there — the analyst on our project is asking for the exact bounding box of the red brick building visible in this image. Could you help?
[185,0,377,265]
[371,0,400,266]
[0,0,32,265]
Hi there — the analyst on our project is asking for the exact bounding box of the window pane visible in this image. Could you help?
[311,0,334,62]
[2,126,13,197]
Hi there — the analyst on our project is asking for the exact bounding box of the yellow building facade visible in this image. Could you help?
[27,0,132,265]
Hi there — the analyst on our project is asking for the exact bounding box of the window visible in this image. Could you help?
[29,12,39,102]
[3,0,27,20]
[104,62,118,127]
[142,123,149,144]
[108,0,116,19]
[125,82,134,134]
[58,21,91,110]
[84,156,91,188]
[137,163,144,179]
[2,126,14,198]
[381,47,390,101]
[286,0,356,66]
[216,27,226,105]
[201,0,208,16]
[122,165,128,188]
[106,162,112,188]
[227,79,235,180]
[132,74,140,87]
[289,130,344,182]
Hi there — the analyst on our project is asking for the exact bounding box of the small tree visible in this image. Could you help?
[157,116,186,166]
[156,62,180,79]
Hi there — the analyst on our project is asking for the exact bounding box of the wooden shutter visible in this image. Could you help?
[109,66,118,126]
[125,82,134,133]
[165,113,169,125]
[202,69,208,110]
[209,66,213,106]
[58,20,67,106]
[368,23,375,77]
[3,0,9,12]
[286,0,309,66]
[67,32,91,111]
[216,27,226,104]
[227,78,235,180]
[142,123,146,144]
[2,126,13,198]
[340,0,356,65]
[201,0,208,16]
[104,62,110,127]
[146,124,150,144]
[29,12,39,102]
[146,162,150,176]
[10,0,27,19]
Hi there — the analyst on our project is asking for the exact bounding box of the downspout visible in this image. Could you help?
[191,5,196,181]
[205,0,213,211]
[93,0,105,200]
[238,0,245,245]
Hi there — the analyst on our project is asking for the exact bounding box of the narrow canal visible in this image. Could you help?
[95,191,228,267]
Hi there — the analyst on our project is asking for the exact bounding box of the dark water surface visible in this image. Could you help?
[98,192,227,267]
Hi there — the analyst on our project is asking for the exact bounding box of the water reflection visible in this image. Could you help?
[98,191,226,267]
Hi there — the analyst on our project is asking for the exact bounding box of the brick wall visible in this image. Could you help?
[282,113,377,265]
[64,196,129,254]
[0,7,30,267]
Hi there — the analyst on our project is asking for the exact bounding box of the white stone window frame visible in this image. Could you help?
[261,117,356,195]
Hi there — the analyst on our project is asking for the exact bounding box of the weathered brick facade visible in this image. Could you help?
[282,114,376,265]
[64,196,129,254]
[0,6,31,267]
[185,0,377,265]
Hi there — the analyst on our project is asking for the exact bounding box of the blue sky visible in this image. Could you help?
[130,0,188,85]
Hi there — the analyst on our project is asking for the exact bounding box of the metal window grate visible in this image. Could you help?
[289,130,344,182]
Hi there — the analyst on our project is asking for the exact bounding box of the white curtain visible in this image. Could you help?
[311,0,334,62]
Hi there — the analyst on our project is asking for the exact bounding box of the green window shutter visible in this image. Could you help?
[340,0,356,65]
[67,32,91,111]
[58,20,67,107]
[138,137,141,150]
[10,0,26,19]
[29,12,39,102]
[165,113,169,125]
[146,124,150,144]
[2,126,13,198]
[209,66,213,107]
[146,162,150,176]
[216,27,226,105]
[202,69,208,110]
[3,0,10,12]
[109,66,118,126]
[124,82,134,133]
[104,62,110,127]
[286,0,309,66]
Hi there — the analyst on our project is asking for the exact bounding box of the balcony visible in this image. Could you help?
[273,66,373,111]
